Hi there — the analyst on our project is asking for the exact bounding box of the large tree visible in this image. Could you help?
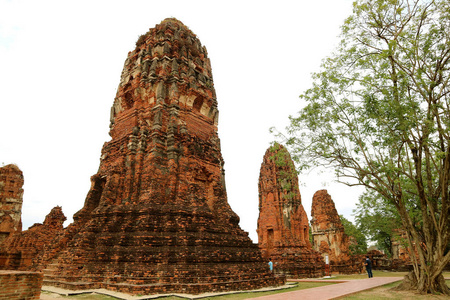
[279,0,450,294]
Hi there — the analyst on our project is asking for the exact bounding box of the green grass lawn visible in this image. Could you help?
[338,281,450,299]
[192,282,336,300]
[322,270,450,280]
[322,270,410,280]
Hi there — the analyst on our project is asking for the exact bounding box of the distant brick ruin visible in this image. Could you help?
[23,18,284,295]
[0,164,24,244]
[310,190,349,262]
[0,206,66,270]
[310,189,362,274]
[257,144,324,277]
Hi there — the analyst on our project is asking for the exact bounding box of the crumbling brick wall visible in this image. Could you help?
[0,164,24,244]
[0,270,42,300]
[0,206,66,270]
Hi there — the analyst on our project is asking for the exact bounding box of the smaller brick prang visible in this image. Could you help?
[257,143,325,278]
[311,189,363,274]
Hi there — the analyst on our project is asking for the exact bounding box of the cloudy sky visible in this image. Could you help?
[1,0,363,242]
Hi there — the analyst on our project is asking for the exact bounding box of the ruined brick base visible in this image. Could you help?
[37,205,285,295]
[43,272,285,295]
[0,206,66,271]
[329,258,364,275]
[269,247,325,278]
[0,270,42,300]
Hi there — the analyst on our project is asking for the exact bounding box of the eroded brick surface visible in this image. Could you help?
[36,18,284,294]
[257,144,324,278]
[0,164,24,244]
[0,270,42,300]
[311,190,362,274]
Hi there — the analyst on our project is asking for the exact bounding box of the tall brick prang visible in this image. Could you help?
[257,143,324,277]
[0,164,24,245]
[39,18,284,295]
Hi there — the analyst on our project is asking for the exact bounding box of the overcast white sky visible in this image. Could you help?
[1,0,364,242]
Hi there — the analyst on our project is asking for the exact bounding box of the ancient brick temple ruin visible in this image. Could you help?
[31,18,284,295]
[0,206,66,270]
[257,143,324,277]
[0,164,24,244]
[310,190,362,274]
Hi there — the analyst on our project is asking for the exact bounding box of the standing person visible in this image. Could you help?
[364,256,373,278]
[268,258,273,272]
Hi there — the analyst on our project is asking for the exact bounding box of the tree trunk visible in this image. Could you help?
[395,269,450,295]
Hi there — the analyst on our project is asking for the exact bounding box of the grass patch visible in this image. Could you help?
[322,270,410,280]
[323,270,450,280]
[196,282,336,300]
[323,270,449,299]
[338,280,450,299]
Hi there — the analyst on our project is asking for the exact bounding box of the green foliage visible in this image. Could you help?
[340,215,368,255]
[268,142,299,201]
[276,0,450,294]
[353,190,401,257]
[268,142,297,172]
[135,33,149,48]
[354,188,427,258]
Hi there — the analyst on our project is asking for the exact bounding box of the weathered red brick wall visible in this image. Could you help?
[0,164,24,244]
[35,18,284,295]
[257,144,325,278]
[0,270,42,300]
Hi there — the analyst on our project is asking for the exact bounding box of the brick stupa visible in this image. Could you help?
[40,18,284,295]
[257,143,324,277]
[311,189,362,274]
